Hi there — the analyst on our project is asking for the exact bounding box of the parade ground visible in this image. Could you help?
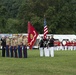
[0,50,76,75]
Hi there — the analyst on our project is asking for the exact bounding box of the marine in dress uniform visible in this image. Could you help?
[62,40,66,50]
[43,38,49,57]
[39,36,44,57]
[68,41,71,50]
[70,40,73,51]
[17,35,22,58]
[1,36,6,57]
[48,35,55,57]
[65,40,68,50]
[10,37,14,57]
[57,40,61,50]
[13,37,18,58]
[22,35,28,58]
[74,41,76,50]
[6,37,10,57]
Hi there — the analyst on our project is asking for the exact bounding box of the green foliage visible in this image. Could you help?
[30,16,43,33]
[5,18,20,33]
[0,0,76,34]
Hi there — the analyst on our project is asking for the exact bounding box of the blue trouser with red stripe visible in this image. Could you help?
[14,46,17,58]
[6,45,9,57]
[23,45,27,58]
[18,45,22,58]
[10,46,13,57]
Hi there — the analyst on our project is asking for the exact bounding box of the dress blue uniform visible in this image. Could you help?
[39,37,44,57]
[43,38,49,57]
[48,35,55,57]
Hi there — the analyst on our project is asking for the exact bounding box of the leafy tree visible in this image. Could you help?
[0,0,76,34]
[5,18,20,33]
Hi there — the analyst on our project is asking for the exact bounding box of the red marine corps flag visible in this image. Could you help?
[43,15,48,39]
[28,21,38,49]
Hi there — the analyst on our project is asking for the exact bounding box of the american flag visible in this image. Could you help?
[43,17,48,39]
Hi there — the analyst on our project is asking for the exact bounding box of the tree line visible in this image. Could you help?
[0,0,76,34]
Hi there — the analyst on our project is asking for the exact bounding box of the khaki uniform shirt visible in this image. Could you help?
[6,38,10,45]
[10,38,14,46]
[18,36,22,45]
[23,38,27,45]
[13,39,18,46]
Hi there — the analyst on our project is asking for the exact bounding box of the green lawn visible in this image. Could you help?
[0,50,76,75]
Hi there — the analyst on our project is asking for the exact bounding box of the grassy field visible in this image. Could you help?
[0,50,76,75]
